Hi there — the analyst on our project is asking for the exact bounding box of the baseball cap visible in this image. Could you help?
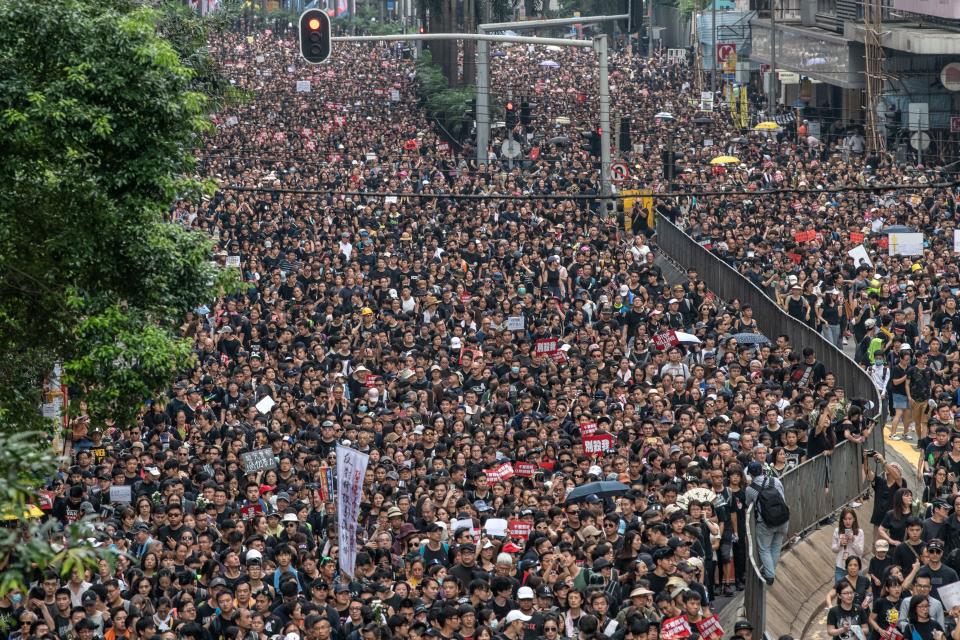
[505,610,533,624]
[517,586,535,600]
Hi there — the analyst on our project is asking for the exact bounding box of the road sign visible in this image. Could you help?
[700,91,714,112]
[611,162,629,182]
[910,131,931,151]
[951,116,960,133]
[501,139,522,159]
[716,43,736,64]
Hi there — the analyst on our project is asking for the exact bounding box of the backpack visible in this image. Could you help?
[752,476,790,527]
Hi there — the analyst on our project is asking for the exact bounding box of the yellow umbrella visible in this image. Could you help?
[710,155,740,165]
[0,504,44,522]
[754,121,782,131]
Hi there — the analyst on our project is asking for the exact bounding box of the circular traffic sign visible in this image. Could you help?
[611,162,630,182]
[910,131,931,151]
[501,139,522,159]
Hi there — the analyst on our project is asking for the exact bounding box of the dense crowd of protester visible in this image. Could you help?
[8,18,956,640]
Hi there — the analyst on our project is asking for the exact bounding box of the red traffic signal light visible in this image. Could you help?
[299,9,331,64]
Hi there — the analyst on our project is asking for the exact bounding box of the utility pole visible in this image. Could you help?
[476,40,490,164]
[711,0,717,94]
[768,0,778,115]
[595,34,611,199]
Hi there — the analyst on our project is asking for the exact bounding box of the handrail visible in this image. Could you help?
[655,216,885,637]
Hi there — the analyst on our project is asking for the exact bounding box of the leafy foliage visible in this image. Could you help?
[416,52,476,142]
[0,431,118,597]
[0,0,228,431]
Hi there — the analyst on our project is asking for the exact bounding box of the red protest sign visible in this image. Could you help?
[513,462,537,478]
[508,519,533,539]
[850,232,864,244]
[653,331,679,351]
[583,433,615,456]
[438,141,450,153]
[240,504,263,520]
[580,421,598,436]
[484,462,515,483]
[460,292,472,303]
[695,615,724,640]
[535,338,559,356]
[787,253,802,264]
[661,616,692,640]
[403,139,418,151]
[365,375,380,388]
[878,237,889,250]
[794,230,816,243]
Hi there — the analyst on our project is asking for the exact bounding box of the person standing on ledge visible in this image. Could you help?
[746,460,791,585]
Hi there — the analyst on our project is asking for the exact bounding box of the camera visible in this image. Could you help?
[864,449,876,457]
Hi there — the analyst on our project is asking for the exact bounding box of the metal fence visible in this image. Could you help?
[656,216,885,637]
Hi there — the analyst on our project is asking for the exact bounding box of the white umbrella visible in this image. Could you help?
[654,111,675,121]
[540,60,560,68]
[674,331,701,345]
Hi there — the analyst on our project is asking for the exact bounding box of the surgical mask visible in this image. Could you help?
[511,367,520,375]
[517,286,526,295]
[10,594,22,605]
[358,405,368,413]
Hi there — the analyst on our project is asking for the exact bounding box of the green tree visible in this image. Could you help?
[0,0,231,433]
[0,432,117,597]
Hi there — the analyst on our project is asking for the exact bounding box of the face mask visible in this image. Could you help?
[10,594,22,606]
[517,286,526,295]
[359,405,368,413]
[511,367,520,375]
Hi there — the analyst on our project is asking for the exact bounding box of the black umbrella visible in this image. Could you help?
[547,136,571,146]
[564,480,629,504]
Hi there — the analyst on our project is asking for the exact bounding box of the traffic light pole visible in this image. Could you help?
[329,31,610,197]
[595,34,611,199]
[476,14,628,168]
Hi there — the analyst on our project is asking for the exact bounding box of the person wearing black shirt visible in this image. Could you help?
[892,519,925,574]
[908,353,935,443]
[889,349,913,441]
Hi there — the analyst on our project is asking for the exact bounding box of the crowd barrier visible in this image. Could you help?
[655,216,885,636]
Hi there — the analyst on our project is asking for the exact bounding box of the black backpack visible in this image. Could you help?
[752,476,791,527]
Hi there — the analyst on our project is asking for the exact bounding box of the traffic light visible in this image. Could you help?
[619,117,631,152]
[661,151,682,183]
[581,129,601,157]
[299,9,331,64]
[520,100,531,127]
[505,101,517,129]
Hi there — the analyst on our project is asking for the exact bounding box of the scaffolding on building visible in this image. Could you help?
[863,0,886,153]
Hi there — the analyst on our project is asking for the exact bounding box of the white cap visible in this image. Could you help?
[787,275,798,285]
[588,465,603,477]
[865,318,876,329]
[669,298,679,304]
[517,586,535,600]
[282,513,299,523]
[506,610,533,624]
[451,337,462,350]
[145,467,160,476]
[619,285,629,296]
[900,344,913,351]
[246,549,263,563]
